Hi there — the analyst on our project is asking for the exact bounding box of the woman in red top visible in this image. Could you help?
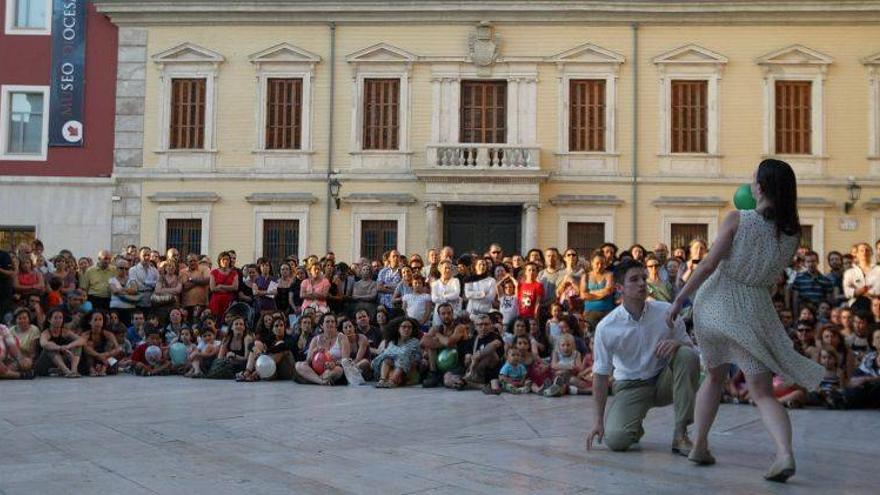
[13,256,44,300]
[517,262,544,319]
[209,251,239,319]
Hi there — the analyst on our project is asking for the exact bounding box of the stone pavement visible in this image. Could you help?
[0,376,874,494]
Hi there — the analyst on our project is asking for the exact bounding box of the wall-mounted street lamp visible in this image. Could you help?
[844,179,861,214]
[329,177,342,210]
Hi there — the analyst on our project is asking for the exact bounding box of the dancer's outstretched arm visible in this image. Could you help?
[666,211,739,328]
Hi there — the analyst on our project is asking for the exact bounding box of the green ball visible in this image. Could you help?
[437,348,459,373]
[733,183,756,210]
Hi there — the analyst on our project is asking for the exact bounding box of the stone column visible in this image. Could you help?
[425,202,442,251]
[523,203,539,253]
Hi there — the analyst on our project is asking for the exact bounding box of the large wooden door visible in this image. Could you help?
[443,205,521,256]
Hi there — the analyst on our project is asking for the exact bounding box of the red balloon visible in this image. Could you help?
[311,351,329,375]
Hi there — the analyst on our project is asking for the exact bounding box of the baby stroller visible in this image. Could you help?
[224,301,256,330]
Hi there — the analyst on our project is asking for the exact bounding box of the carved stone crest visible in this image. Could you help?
[468,21,500,76]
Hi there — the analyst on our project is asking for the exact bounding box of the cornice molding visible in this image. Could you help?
[95,1,880,25]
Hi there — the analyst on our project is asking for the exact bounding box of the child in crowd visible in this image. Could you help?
[497,277,518,332]
[809,346,847,408]
[130,327,170,376]
[545,303,563,351]
[528,317,548,358]
[498,347,531,394]
[402,276,433,331]
[516,335,549,393]
[516,263,543,319]
[46,277,63,308]
[187,326,219,378]
[126,311,146,348]
[108,311,132,356]
[170,327,196,375]
[544,333,582,397]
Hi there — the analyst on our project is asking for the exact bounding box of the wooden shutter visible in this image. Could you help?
[361,220,397,262]
[363,79,400,150]
[265,78,302,150]
[670,80,708,153]
[567,222,605,258]
[165,219,202,257]
[262,219,300,270]
[460,81,507,143]
[799,225,813,249]
[169,79,206,149]
[670,223,708,252]
[775,81,812,155]
[569,79,606,152]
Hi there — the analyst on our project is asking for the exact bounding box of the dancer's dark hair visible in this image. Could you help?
[756,159,801,237]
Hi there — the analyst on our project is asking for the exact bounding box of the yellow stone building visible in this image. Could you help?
[97,1,880,266]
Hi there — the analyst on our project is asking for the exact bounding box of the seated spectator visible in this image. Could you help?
[207,316,251,379]
[498,347,530,394]
[35,309,85,377]
[339,316,370,377]
[372,317,422,388]
[0,323,33,379]
[80,311,123,376]
[45,276,64,309]
[464,314,504,393]
[401,276,432,330]
[131,327,170,377]
[163,308,189,345]
[840,328,880,409]
[847,311,872,363]
[10,308,41,362]
[187,325,219,378]
[294,313,349,385]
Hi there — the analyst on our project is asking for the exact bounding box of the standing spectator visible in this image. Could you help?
[179,254,211,322]
[208,251,239,319]
[152,261,182,315]
[629,244,647,263]
[376,250,403,311]
[275,262,295,317]
[129,247,159,314]
[488,243,504,267]
[791,251,833,316]
[465,258,496,318]
[14,255,45,301]
[517,263,544,320]
[646,254,674,303]
[580,251,615,330]
[600,242,619,269]
[300,262,330,314]
[350,264,378,318]
[252,258,278,315]
[0,250,16,324]
[79,250,115,312]
[391,266,415,309]
[843,243,880,312]
[826,250,845,304]
[538,248,566,309]
[431,260,461,325]
[676,239,707,291]
[51,257,77,294]
[109,260,139,326]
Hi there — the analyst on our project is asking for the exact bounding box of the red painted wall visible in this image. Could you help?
[0,1,117,177]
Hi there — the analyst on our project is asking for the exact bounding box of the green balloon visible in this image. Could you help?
[733,183,756,210]
[437,348,459,372]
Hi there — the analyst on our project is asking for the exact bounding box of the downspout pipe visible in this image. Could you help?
[631,23,639,245]
[325,22,336,254]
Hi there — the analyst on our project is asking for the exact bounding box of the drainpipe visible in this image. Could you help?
[631,23,639,245]
[325,22,336,253]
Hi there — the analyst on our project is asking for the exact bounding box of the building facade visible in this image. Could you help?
[0,0,118,256]
[95,1,880,265]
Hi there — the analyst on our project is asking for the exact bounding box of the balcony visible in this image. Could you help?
[426,143,541,170]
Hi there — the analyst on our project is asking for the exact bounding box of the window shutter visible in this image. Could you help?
[569,80,606,152]
[265,78,303,150]
[170,79,206,149]
[363,79,400,150]
[670,80,708,153]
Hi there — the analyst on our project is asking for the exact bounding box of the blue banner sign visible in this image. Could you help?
[48,0,87,147]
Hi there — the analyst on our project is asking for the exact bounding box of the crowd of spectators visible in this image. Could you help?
[0,237,877,408]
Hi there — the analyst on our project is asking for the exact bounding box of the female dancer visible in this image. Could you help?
[667,159,823,483]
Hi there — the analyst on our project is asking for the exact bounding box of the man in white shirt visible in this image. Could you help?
[587,259,700,455]
[129,247,159,313]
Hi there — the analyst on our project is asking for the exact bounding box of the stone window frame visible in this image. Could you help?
[757,45,833,177]
[156,204,212,256]
[4,0,51,36]
[0,84,50,162]
[253,205,310,263]
[556,208,617,253]
[151,42,225,171]
[351,207,407,261]
[551,43,624,175]
[863,51,880,176]
[658,208,720,249]
[345,43,415,172]
[248,43,321,172]
[654,44,727,177]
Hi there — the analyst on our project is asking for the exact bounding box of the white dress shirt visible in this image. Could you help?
[842,265,880,305]
[593,300,692,381]
[431,277,461,325]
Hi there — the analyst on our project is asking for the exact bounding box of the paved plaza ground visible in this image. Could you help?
[0,376,874,494]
